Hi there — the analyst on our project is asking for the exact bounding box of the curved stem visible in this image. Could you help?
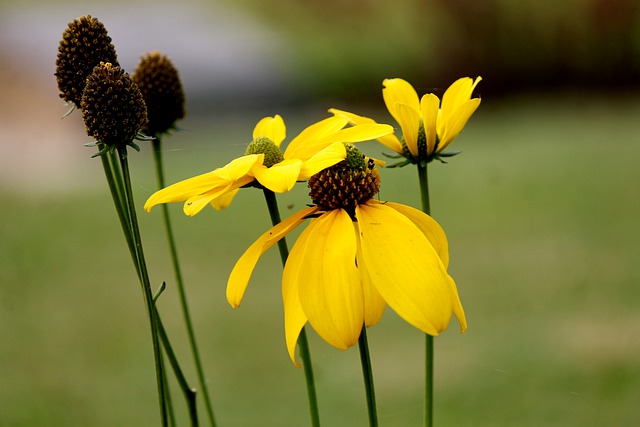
[118,147,168,427]
[358,326,378,427]
[417,163,434,427]
[152,137,217,427]
[262,189,320,427]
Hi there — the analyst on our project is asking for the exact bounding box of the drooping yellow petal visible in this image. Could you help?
[329,108,404,154]
[437,98,481,153]
[356,203,455,335]
[210,188,239,210]
[253,115,286,147]
[297,142,346,181]
[446,275,467,333]
[183,175,254,216]
[394,103,420,157]
[251,159,302,193]
[297,210,363,349]
[285,116,348,159]
[143,154,263,212]
[382,201,450,269]
[227,206,319,307]
[382,78,420,126]
[420,93,440,156]
[287,124,393,161]
[282,219,318,366]
[355,223,387,327]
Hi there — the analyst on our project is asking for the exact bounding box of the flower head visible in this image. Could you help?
[144,115,393,216]
[227,145,467,366]
[81,62,148,151]
[133,51,186,135]
[330,77,481,166]
[55,15,119,109]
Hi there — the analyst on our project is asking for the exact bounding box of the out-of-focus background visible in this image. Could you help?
[1,0,639,425]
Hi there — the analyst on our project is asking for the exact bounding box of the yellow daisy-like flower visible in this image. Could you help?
[144,115,393,216]
[227,145,467,366]
[330,76,481,165]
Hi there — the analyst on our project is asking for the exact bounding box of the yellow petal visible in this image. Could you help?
[210,188,239,210]
[287,124,394,161]
[329,108,404,154]
[298,142,346,181]
[285,116,347,159]
[252,159,302,193]
[440,77,481,125]
[253,115,286,147]
[394,103,420,157]
[382,78,420,126]
[226,207,318,308]
[382,201,450,269]
[356,203,455,335]
[282,220,316,366]
[420,93,440,156]
[297,210,363,349]
[437,98,481,152]
[355,227,387,327]
[183,175,254,216]
[447,275,468,333]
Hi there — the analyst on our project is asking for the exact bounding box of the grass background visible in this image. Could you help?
[1,92,639,426]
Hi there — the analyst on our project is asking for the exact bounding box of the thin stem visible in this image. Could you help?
[118,147,168,427]
[157,309,199,427]
[417,162,434,427]
[152,137,217,427]
[262,189,321,427]
[358,326,378,427]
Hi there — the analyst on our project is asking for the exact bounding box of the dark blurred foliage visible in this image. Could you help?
[228,0,640,100]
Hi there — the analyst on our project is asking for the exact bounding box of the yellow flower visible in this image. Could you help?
[144,115,393,216]
[227,145,466,366]
[330,77,481,165]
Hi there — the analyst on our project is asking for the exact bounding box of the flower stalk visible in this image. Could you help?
[358,326,378,427]
[263,189,321,427]
[151,136,217,427]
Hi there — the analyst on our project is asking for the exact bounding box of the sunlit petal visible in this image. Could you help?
[298,142,346,180]
[420,93,440,156]
[227,207,318,307]
[382,201,450,269]
[329,108,404,154]
[144,170,227,212]
[395,103,420,157]
[183,175,254,216]
[441,77,473,122]
[383,78,420,125]
[285,116,347,159]
[438,98,481,152]
[355,223,387,326]
[252,159,302,193]
[210,188,239,211]
[282,220,318,366]
[356,203,455,335]
[447,275,467,333]
[297,210,363,349]
[253,115,286,146]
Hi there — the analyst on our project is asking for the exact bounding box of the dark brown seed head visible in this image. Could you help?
[132,51,185,135]
[308,144,380,216]
[81,62,148,148]
[55,15,119,109]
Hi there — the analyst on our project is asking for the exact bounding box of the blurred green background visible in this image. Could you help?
[1,0,639,426]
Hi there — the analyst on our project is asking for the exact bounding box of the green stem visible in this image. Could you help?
[262,189,320,427]
[358,326,378,427]
[152,137,217,427]
[117,147,168,427]
[417,163,434,427]
[156,309,199,427]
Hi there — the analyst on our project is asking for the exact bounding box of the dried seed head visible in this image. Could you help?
[308,144,380,216]
[81,62,148,148]
[132,51,185,135]
[55,15,119,109]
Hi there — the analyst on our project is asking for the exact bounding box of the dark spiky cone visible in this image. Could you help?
[55,15,119,109]
[132,51,185,135]
[81,62,148,149]
[308,144,380,217]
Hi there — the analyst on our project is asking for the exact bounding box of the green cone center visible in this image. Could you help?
[245,136,284,167]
